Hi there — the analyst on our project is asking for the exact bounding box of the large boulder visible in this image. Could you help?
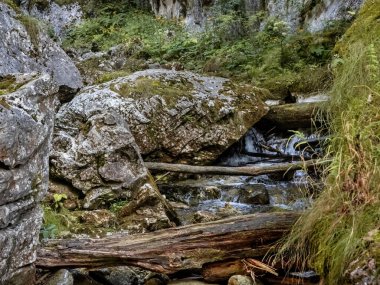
[50,72,179,231]
[0,2,82,95]
[53,69,267,166]
[50,69,266,230]
[0,74,58,284]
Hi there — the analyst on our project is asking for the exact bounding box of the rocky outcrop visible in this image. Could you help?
[0,74,58,284]
[0,2,83,95]
[151,0,364,32]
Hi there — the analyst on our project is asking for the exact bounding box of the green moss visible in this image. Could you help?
[335,0,380,55]
[17,15,40,52]
[0,75,26,96]
[113,77,194,108]
[0,76,17,96]
[95,71,131,84]
[0,98,11,109]
[0,0,19,11]
[109,199,130,213]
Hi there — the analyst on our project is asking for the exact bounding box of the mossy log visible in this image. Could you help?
[263,102,323,129]
[37,212,300,273]
[145,160,319,176]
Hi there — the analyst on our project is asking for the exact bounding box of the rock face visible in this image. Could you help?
[0,74,58,284]
[29,1,83,41]
[151,0,364,32]
[0,2,83,94]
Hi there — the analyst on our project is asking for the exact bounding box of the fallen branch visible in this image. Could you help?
[145,160,320,176]
[37,212,300,273]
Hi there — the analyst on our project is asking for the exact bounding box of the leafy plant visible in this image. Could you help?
[52,193,67,210]
[40,224,58,239]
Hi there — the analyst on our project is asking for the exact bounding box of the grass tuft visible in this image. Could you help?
[275,1,380,282]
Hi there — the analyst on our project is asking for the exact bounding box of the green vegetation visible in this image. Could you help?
[109,199,130,213]
[17,15,40,52]
[112,76,193,106]
[0,75,27,96]
[42,207,72,238]
[62,1,348,96]
[277,1,380,282]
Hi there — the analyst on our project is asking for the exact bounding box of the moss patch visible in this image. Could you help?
[113,76,194,108]
[0,75,26,96]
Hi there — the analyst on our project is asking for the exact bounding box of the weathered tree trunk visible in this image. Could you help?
[37,212,300,274]
[264,102,323,129]
[145,160,319,176]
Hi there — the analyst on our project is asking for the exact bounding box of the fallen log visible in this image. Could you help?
[263,102,323,130]
[145,160,320,176]
[37,212,300,274]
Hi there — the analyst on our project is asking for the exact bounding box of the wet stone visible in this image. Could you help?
[45,269,74,285]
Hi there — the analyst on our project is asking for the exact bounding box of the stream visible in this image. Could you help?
[158,125,323,226]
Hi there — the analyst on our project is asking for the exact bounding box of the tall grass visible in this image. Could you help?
[276,1,380,282]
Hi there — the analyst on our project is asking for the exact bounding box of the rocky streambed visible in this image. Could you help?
[0,1,329,283]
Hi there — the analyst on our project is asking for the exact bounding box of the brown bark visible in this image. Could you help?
[37,212,300,274]
[145,160,319,176]
[202,260,247,282]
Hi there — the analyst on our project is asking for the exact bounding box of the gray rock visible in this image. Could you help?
[30,1,83,40]
[0,2,82,94]
[50,69,266,229]
[55,69,267,165]
[89,267,143,285]
[0,207,43,284]
[45,269,74,285]
[50,71,179,231]
[152,0,364,33]
[227,275,254,285]
[50,95,149,205]
[0,74,57,284]
[168,280,219,285]
[238,184,269,205]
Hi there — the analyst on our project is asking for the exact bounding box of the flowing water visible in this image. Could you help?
[158,126,323,225]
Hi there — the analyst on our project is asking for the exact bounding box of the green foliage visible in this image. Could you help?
[109,199,129,213]
[277,1,380,282]
[52,193,68,210]
[40,223,58,239]
[63,1,348,97]
[41,206,72,239]
[112,77,193,107]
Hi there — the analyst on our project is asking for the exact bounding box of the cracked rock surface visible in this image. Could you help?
[0,74,58,284]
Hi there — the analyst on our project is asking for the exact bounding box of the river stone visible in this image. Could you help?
[89,266,150,285]
[45,269,74,285]
[228,275,255,285]
[0,2,83,95]
[0,74,57,284]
